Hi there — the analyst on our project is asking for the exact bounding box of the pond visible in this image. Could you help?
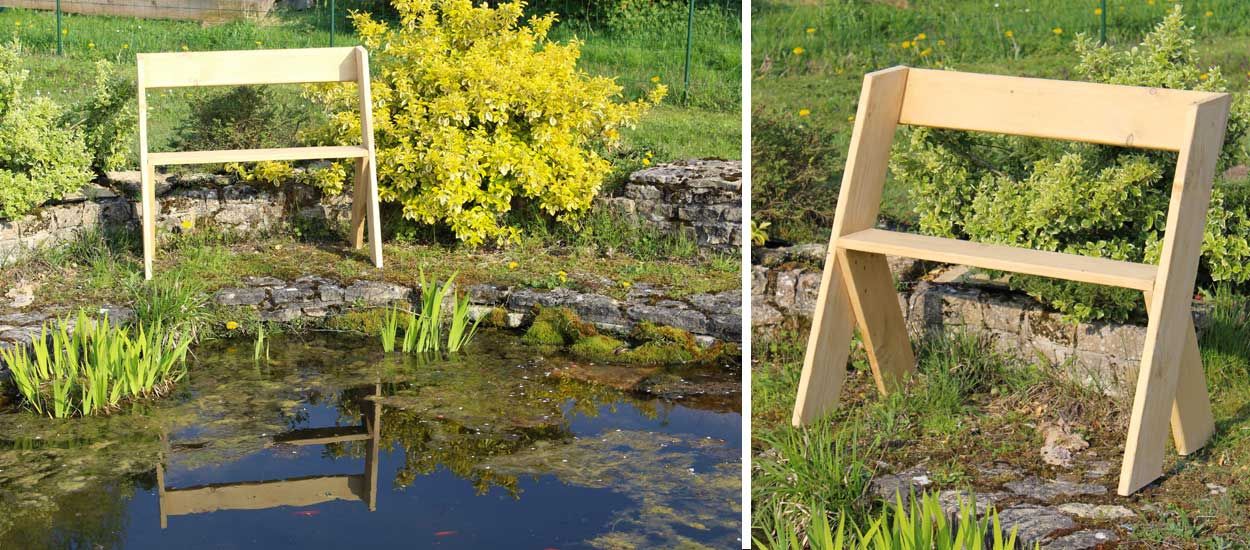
[0,330,741,549]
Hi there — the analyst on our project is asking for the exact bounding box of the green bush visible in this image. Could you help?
[528,0,734,32]
[892,6,1250,322]
[68,60,137,173]
[751,107,844,244]
[306,0,664,246]
[0,43,93,220]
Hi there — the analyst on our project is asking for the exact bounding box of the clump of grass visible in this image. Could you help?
[0,311,190,418]
[253,324,270,364]
[755,491,1026,550]
[377,271,482,355]
[126,274,208,332]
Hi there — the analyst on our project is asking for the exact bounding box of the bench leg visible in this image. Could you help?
[142,163,157,281]
[837,249,915,394]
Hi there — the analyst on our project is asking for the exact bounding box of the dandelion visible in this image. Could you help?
[806,27,816,35]
[88,42,95,49]
[901,40,912,49]
[650,75,661,83]
[937,39,946,46]
[792,46,804,55]
[642,158,651,166]
[645,150,653,158]
[507,261,518,270]
[1200,73,1210,81]
[62,28,68,35]
[798,108,811,117]
[1004,30,1014,38]
[621,281,632,289]
[1205,10,1213,17]
[14,21,20,27]
[847,115,856,123]
[556,270,568,284]
[180,219,194,230]
[1094,8,1103,15]
[1146,0,1154,5]
[915,32,926,41]
[181,44,189,51]
[226,321,239,330]
[920,48,932,57]
[122,43,130,49]
[1052,27,1063,36]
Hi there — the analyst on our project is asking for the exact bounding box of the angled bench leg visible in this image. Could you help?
[350,157,368,250]
[142,162,158,281]
[364,156,384,269]
[792,251,857,426]
[838,249,915,394]
[1118,96,1228,496]
[1142,290,1216,456]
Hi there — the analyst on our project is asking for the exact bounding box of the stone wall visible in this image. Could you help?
[600,159,742,252]
[0,171,351,266]
[752,243,1212,397]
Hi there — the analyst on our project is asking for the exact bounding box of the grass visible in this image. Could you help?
[751,0,1250,243]
[0,2,740,169]
[751,291,1250,545]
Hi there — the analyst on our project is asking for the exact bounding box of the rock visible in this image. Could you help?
[1055,503,1135,520]
[997,504,1078,546]
[869,466,932,500]
[5,282,34,309]
[548,363,658,392]
[1206,482,1228,495]
[344,280,411,305]
[1005,477,1107,502]
[1040,420,1089,468]
[1042,529,1119,550]
[213,287,268,307]
[1083,460,1113,479]
[936,490,1010,517]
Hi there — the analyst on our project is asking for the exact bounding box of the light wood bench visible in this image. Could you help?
[793,66,1230,496]
[136,46,383,280]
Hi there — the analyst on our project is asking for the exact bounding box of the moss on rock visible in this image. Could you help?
[325,308,392,334]
[569,334,627,362]
[522,306,598,346]
[486,307,510,328]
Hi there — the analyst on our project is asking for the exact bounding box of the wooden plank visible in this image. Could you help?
[149,145,369,166]
[356,47,385,269]
[163,475,366,516]
[793,66,909,427]
[1144,290,1217,456]
[838,228,1158,291]
[138,47,358,88]
[274,425,369,446]
[1118,95,1230,496]
[899,68,1227,151]
[137,57,156,280]
[837,249,915,394]
[350,157,368,249]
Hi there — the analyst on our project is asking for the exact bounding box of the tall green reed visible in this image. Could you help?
[376,271,482,355]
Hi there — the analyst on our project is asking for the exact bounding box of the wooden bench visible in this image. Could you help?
[136,46,383,280]
[793,67,1230,496]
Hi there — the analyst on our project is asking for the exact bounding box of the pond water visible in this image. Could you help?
[0,330,741,549]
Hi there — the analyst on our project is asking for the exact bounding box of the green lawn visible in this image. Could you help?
[752,0,1250,243]
[0,3,740,167]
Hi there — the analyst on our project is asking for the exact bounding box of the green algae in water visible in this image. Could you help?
[0,329,740,547]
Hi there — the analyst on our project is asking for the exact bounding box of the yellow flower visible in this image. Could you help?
[792,46,804,55]
[901,40,912,49]
[1052,27,1063,36]
[14,21,20,27]
[621,281,632,289]
[122,43,129,49]
[650,75,661,83]
[847,115,856,123]
[642,158,651,166]
[507,261,518,270]
[937,39,946,46]
[1205,10,1213,17]
[88,42,95,49]
[919,48,932,57]
[798,108,811,117]
[255,40,263,47]
[226,321,239,330]
[645,150,653,158]
[915,33,926,41]
[61,28,68,35]
[1200,73,1210,81]
[1094,7,1103,15]
[181,45,189,51]
[180,219,194,230]
[556,270,568,284]
[1146,0,1154,5]
[806,27,816,34]
[1004,30,1014,38]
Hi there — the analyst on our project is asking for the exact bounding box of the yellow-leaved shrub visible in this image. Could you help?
[306,0,665,245]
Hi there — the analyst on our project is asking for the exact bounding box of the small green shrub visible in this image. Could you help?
[0,312,190,418]
[755,491,1027,550]
[0,42,93,220]
[751,107,844,244]
[306,0,664,245]
[126,275,208,333]
[69,59,137,172]
[174,86,309,153]
[522,306,599,346]
[891,6,1250,322]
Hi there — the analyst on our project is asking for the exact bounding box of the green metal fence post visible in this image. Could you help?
[55,0,62,55]
[682,0,694,104]
[1100,0,1107,45]
[330,0,336,47]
